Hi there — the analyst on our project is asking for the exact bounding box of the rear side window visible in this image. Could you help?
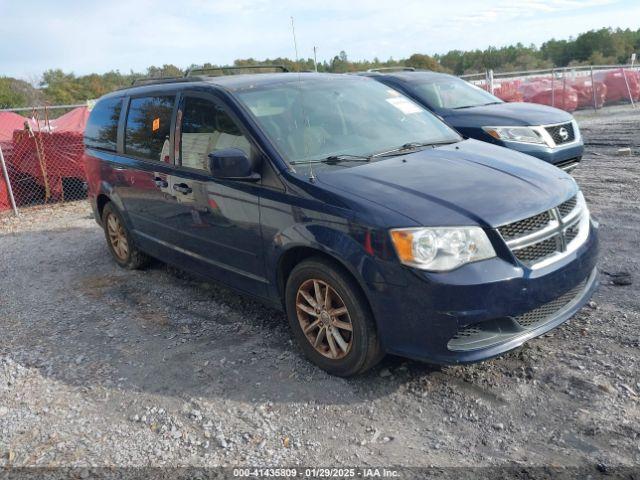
[84,97,122,152]
[125,96,174,161]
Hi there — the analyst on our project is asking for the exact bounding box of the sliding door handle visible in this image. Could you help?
[173,183,192,195]
[154,177,168,188]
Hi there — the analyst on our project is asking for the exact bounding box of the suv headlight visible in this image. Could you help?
[390,227,496,271]
[483,126,546,145]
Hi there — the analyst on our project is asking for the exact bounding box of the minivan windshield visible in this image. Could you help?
[411,76,503,110]
[234,76,460,172]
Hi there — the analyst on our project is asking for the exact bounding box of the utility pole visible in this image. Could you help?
[313,46,318,73]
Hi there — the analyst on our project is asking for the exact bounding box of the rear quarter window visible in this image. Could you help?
[125,95,175,161]
[84,97,122,152]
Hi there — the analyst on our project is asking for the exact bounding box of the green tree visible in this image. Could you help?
[405,53,444,71]
[0,77,42,108]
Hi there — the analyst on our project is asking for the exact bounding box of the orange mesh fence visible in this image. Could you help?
[472,67,640,112]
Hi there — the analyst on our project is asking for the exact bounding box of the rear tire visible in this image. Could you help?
[285,257,383,377]
[102,202,150,270]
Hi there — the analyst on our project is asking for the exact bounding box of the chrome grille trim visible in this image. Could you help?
[506,218,560,250]
[498,211,552,241]
[498,192,590,269]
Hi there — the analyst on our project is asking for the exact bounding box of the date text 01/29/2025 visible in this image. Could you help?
[232,467,400,477]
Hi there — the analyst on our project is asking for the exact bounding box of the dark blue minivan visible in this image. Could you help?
[361,69,584,171]
[84,71,598,376]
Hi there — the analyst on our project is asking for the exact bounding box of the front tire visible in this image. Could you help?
[102,202,150,270]
[285,257,383,376]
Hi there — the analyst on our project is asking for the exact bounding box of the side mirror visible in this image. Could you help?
[207,148,260,182]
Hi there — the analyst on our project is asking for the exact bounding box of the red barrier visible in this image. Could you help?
[0,106,89,210]
[10,129,85,203]
[0,165,10,211]
[594,69,640,103]
[567,77,608,108]
[1,139,17,212]
[493,80,523,102]
[518,81,579,112]
[52,107,90,132]
[0,112,27,142]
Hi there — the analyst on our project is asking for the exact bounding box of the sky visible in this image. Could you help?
[1,0,639,79]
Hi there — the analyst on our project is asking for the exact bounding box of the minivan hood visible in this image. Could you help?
[316,139,577,228]
[442,102,573,127]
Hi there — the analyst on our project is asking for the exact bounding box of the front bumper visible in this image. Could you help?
[368,222,598,364]
[499,138,584,169]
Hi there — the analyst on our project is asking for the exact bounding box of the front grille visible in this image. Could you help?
[515,278,587,328]
[558,196,577,218]
[498,194,586,268]
[513,237,558,264]
[498,211,551,241]
[545,122,575,145]
[564,223,580,243]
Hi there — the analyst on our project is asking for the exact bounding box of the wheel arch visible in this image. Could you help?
[276,245,377,325]
[94,185,131,229]
[96,193,111,223]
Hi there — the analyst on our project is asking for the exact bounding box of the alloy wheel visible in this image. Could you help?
[106,213,129,261]
[295,279,353,359]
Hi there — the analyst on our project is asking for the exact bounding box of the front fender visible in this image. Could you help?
[266,221,408,314]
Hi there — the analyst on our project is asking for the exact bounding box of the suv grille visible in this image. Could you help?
[498,211,551,241]
[545,122,575,145]
[498,194,587,268]
[512,237,557,264]
[558,196,577,218]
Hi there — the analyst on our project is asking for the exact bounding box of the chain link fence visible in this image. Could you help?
[461,64,640,112]
[0,105,89,216]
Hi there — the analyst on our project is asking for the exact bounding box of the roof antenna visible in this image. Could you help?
[290,16,315,183]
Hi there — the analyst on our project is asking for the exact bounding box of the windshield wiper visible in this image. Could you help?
[371,140,457,158]
[453,101,501,110]
[289,154,372,166]
[289,141,457,166]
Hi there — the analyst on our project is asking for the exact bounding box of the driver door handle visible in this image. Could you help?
[154,177,168,188]
[173,182,193,195]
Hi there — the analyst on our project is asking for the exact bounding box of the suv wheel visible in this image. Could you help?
[102,202,150,269]
[285,258,383,376]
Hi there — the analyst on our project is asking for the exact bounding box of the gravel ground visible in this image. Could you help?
[0,107,639,476]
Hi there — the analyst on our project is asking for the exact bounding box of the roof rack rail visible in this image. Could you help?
[128,64,289,88]
[185,64,289,77]
[366,67,416,73]
[131,76,193,86]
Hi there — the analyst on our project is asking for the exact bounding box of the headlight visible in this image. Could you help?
[390,226,496,271]
[482,126,546,145]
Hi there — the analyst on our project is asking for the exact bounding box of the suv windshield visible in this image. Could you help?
[411,76,503,110]
[234,76,460,172]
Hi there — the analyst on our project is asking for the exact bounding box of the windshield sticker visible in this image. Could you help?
[385,97,422,114]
